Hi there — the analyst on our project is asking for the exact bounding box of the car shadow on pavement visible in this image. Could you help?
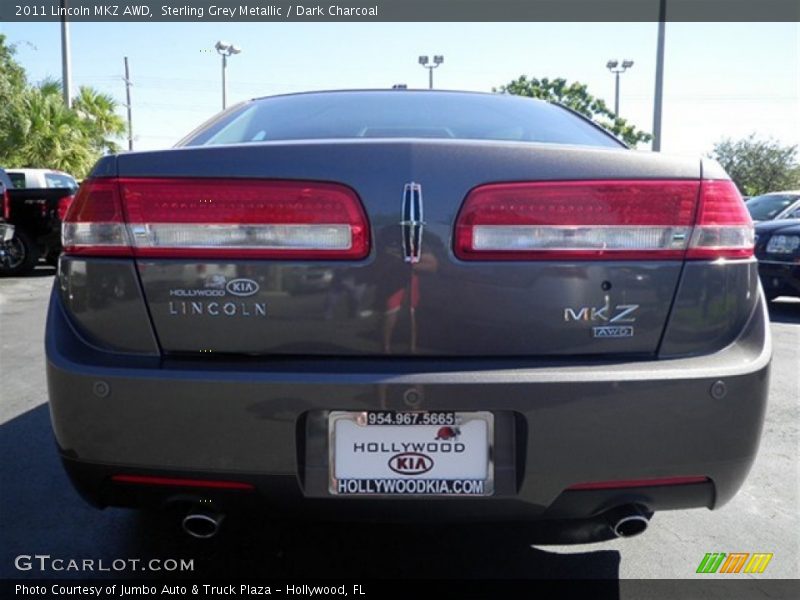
[0,264,54,279]
[767,299,800,324]
[0,405,620,589]
[26,264,57,278]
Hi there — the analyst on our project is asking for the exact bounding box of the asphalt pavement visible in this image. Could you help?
[1,266,798,584]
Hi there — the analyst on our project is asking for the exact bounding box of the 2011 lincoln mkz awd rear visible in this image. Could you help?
[46,90,770,539]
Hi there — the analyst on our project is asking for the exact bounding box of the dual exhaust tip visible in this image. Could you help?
[182,509,225,539]
[605,504,650,538]
[180,503,650,540]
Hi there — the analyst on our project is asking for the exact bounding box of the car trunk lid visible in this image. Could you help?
[64,140,752,357]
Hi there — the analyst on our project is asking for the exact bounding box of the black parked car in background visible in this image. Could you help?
[0,168,15,249]
[755,219,800,300]
[0,166,76,276]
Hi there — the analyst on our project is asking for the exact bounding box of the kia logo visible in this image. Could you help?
[226,278,259,297]
[388,452,433,475]
[435,426,460,441]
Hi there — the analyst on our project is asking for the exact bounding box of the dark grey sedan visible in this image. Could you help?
[47,90,769,540]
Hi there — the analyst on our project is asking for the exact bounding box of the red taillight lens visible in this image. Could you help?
[63,178,370,259]
[111,474,254,490]
[2,190,9,220]
[62,179,130,256]
[454,180,700,260]
[56,195,74,221]
[454,179,753,261]
[567,476,710,490]
[685,179,754,259]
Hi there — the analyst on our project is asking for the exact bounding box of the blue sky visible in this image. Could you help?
[2,21,798,156]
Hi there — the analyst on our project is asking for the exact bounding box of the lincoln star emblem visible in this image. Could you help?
[401,182,425,264]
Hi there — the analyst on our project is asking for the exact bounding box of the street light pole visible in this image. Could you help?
[652,0,667,152]
[606,59,634,116]
[60,0,72,108]
[221,52,227,109]
[418,55,444,89]
[215,41,242,110]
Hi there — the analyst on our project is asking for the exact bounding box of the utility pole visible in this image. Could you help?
[652,0,666,152]
[60,0,72,108]
[124,57,133,151]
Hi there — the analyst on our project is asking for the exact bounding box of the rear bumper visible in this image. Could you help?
[46,286,771,520]
[758,260,800,297]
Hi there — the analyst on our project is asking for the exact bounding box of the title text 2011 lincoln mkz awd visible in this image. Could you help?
[46,90,769,540]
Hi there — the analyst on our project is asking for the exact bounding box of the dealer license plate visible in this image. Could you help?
[329,411,494,496]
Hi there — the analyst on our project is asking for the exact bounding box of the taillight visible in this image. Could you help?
[2,189,10,220]
[56,195,73,221]
[685,180,754,259]
[63,178,370,259]
[454,179,753,261]
[454,180,699,260]
[62,179,130,256]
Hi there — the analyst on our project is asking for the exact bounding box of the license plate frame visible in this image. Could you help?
[328,411,494,497]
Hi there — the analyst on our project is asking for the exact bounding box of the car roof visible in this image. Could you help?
[249,88,530,103]
[5,168,74,176]
[752,190,800,196]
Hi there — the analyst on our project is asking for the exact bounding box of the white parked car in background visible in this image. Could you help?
[5,168,79,192]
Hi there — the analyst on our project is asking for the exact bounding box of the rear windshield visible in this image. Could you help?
[747,194,799,220]
[44,172,78,191]
[181,92,623,149]
[8,173,26,189]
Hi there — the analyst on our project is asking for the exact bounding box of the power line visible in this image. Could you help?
[137,103,219,112]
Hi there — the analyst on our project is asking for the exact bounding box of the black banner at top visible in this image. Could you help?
[1,0,800,22]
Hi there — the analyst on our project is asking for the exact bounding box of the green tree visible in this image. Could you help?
[495,76,652,147]
[73,86,126,155]
[0,35,125,178]
[11,83,95,175]
[0,34,28,162]
[710,135,800,196]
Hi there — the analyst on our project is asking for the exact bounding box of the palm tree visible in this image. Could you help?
[12,85,94,175]
[1,36,126,176]
[73,86,126,154]
[5,81,126,178]
[37,77,62,98]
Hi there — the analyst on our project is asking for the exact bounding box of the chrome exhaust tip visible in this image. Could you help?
[605,505,650,538]
[182,510,224,539]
